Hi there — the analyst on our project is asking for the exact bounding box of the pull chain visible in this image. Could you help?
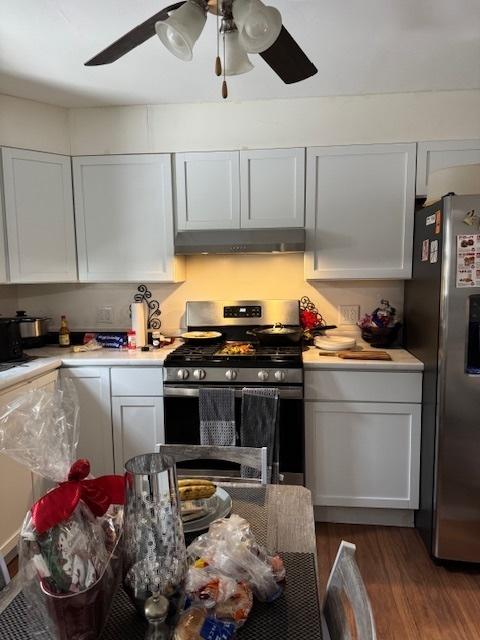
[215,0,222,76]
[222,29,228,99]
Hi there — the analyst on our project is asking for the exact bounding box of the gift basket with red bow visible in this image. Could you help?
[0,378,125,640]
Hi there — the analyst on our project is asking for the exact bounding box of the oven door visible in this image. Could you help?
[163,385,304,485]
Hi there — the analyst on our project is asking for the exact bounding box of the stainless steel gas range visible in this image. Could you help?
[163,300,305,485]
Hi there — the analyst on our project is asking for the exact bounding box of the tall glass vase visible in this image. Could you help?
[123,453,187,617]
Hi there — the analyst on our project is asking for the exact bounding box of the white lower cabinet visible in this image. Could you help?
[61,368,114,476]
[0,369,58,558]
[305,400,421,509]
[112,397,165,474]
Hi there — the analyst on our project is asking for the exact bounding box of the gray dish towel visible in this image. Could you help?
[240,388,279,482]
[199,387,236,446]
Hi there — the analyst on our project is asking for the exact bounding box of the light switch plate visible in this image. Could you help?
[338,305,360,325]
[96,305,113,324]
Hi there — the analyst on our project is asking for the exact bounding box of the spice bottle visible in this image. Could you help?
[127,330,137,351]
[59,315,70,348]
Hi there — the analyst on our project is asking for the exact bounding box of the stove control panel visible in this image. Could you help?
[223,305,261,318]
[164,367,303,385]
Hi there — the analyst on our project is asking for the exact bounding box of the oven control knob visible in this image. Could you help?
[274,370,286,382]
[258,370,269,382]
[225,369,237,381]
[193,368,206,380]
[176,368,190,380]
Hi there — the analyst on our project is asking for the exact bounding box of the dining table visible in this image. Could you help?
[0,484,322,640]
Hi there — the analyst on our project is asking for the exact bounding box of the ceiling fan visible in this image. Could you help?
[85,0,317,98]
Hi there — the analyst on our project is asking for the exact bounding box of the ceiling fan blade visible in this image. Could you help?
[259,26,317,84]
[85,2,186,66]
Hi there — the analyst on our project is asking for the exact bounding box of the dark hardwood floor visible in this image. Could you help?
[316,522,480,640]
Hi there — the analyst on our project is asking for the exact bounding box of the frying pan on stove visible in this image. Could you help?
[247,323,337,346]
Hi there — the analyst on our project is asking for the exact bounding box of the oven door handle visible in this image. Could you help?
[163,385,303,400]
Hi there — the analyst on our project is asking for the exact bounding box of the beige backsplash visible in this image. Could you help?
[9,254,403,334]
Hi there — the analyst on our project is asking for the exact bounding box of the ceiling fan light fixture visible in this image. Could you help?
[222,29,254,75]
[155,0,207,61]
[232,0,282,54]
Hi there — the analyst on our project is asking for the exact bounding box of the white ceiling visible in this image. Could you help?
[0,0,479,107]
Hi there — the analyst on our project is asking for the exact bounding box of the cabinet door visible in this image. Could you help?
[112,397,164,473]
[240,148,305,228]
[1,148,77,282]
[61,368,114,476]
[417,139,480,196]
[175,152,240,230]
[73,155,183,282]
[305,401,421,509]
[305,143,416,279]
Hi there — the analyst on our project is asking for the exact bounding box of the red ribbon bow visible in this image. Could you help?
[31,459,125,535]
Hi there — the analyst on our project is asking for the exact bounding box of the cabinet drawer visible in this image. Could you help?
[304,370,422,403]
[111,367,163,396]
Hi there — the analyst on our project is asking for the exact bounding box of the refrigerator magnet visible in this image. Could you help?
[426,213,436,226]
[422,239,429,262]
[430,240,438,264]
[435,210,441,234]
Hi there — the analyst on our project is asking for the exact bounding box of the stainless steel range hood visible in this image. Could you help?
[174,228,305,255]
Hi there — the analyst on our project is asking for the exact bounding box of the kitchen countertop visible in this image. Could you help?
[302,342,424,371]
[25,341,181,367]
[0,340,423,393]
[0,356,62,392]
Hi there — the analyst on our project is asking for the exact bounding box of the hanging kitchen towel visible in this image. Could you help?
[199,387,236,446]
[240,388,279,482]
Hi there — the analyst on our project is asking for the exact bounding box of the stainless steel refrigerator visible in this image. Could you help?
[405,194,480,562]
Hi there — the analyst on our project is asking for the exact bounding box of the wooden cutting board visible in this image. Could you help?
[316,349,392,360]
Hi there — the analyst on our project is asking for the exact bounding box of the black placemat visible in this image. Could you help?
[0,552,321,640]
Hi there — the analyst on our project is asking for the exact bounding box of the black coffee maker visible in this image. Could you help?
[0,319,23,362]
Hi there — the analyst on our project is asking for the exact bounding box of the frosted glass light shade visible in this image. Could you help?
[155,1,207,61]
[232,0,282,54]
[223,30,254,75]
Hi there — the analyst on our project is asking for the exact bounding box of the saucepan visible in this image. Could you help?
[246,323,337,346]
[14,310,51,347]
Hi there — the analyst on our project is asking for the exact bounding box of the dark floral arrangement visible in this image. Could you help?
[299,296,326,343]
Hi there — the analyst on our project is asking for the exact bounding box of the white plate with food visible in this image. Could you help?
[181,330,223,342]
[179,480,232,534]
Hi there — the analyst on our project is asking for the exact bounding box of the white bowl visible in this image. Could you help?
[314,335,356,351]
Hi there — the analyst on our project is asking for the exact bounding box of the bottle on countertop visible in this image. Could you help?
[59,314,70,347]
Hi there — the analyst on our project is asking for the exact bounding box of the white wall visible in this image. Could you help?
[68,89,480,155]
[16,254,403,334]
[3,89,480,332]
[0,94,69,154]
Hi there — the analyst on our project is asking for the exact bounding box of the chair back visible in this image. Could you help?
[157,444,268,485]
[323,541,376,640]
[0,555,10,591]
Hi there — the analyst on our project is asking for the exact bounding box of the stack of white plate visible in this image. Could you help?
[314,335,356,351]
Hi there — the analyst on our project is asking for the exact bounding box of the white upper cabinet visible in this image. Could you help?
[417,139,480,197]
[175,152,240,231]
[1,148,77,283]
[239,148,305,228]
[73,154,184,282]
[305,143,416,280]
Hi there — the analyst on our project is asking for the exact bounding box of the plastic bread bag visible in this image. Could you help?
[187,514,285,603]
[185,564,253,626]
[174,607,237,640]
[0,377,125,640]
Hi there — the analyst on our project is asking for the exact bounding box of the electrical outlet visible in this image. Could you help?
[96,305,113,324]
[338,305,360,325]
